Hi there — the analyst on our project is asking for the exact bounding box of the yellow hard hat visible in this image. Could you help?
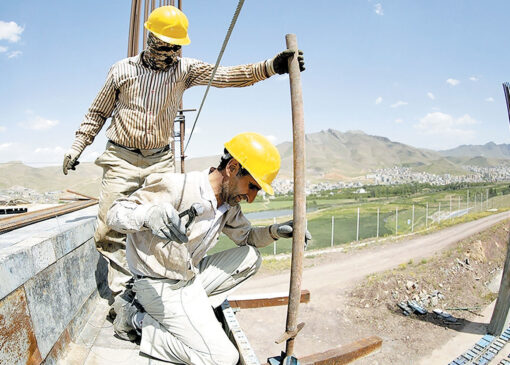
[224,132,281,195]
[144,6,190,45]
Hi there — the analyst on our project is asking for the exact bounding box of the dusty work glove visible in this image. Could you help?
[272,49,305,74]
[143,203,188,243]
[270,220,312,248]
[62,148,81,175]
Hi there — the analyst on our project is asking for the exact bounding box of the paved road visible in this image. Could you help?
[233,210,510,361]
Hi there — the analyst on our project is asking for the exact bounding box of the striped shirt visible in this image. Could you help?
[71,54,277,153]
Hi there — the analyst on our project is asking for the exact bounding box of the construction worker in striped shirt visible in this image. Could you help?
[62,6,305,296]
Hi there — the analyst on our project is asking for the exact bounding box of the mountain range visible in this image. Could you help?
[1,129,509,195]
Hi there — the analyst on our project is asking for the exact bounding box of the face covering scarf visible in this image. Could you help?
[142,32,181,71]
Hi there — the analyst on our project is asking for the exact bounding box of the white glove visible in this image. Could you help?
[143,203,188,244]
[63,148,82,175]
[270,220,312,248]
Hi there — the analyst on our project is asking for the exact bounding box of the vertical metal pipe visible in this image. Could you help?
[284,34,306,357]
[143,0,149,48]
[330,216,334,247]
[412,204,414,232]
[426,202,428,228]
[356,207,360,241]
[180,115,185,172]
[274,217,277,255]
[176,0,184,171]
[395,207,398,235]
[178,0,182,8]
[376,208,379,239]
[133,0,142,55]
[128,0,138,57]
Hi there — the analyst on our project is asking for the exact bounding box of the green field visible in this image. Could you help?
[208,183,510,256]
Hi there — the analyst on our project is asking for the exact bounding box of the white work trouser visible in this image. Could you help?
[134,245,262,365]
[94,141,174,294]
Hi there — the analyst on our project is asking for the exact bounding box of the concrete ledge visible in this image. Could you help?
[0,206,106,364]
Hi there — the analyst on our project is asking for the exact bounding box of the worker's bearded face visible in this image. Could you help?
[143,32,181,71]
[220,175,246,207]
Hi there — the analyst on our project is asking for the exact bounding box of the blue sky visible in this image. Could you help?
[1,0,509,166]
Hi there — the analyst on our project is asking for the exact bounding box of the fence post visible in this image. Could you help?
[467,190,470,209]
[356,207,360,241]
[426,202,428,228]
[331,215,334,248]
[475,194,477,212]
[438,202,441,223]
[458,196,460,211]
[449,196,452,220]
[273,217,277,255]
[487,189,489,210]
[395,207,398,236]
[376,207,380,239]
[412,204,415,232]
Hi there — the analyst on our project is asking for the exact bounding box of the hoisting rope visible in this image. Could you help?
[184,0,245,153]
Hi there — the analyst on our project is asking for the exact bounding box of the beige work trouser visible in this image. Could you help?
[94,141,174,294]
[134,245,262,365]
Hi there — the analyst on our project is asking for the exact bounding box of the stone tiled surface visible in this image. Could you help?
[0,206,97,299]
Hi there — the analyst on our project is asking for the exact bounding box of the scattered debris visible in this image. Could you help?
[433,309,458,323]
[397,301,412,316]
[407,300,427,315]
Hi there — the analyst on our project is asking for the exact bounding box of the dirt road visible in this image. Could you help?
[233,211,510,362]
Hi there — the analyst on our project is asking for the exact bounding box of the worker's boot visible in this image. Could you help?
[112,290,144,341]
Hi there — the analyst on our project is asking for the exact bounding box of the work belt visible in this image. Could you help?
[108,140,170,157]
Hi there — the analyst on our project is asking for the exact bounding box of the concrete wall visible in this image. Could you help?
[0,206,107,364]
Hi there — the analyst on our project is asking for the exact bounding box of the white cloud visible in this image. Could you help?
[265,135,277,144]
[395,118,403,124]
[427,92,435,100]
[446,78,460,86]
[20,115,59,130]
[469,76,479,82]
[7,50,21,58]
[390,100,408,108]
[0,21,24,42]
[374,3,384,15]
[0,46,7,53]
[375,96,383,105]
[485,97,494,102]
[34,146,65,154]
[0,142,12,150]
[415,112,478,138]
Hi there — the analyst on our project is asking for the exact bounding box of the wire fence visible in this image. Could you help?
[211,191,509,256]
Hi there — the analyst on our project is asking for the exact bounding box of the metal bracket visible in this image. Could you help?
[275,322,305,344]
[268,352,300,365]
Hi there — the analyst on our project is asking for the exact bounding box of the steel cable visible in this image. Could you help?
[184,0,245,153]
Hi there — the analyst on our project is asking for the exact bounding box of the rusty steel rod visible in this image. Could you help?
[0,200,98,234]
[284,33,306,357]
[143,0,149,48]
[128,0,138,57]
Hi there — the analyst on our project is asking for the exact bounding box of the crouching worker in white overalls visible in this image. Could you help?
[106,132,312,364]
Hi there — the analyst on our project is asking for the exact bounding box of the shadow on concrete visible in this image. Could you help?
[95,254,113,305]
[387,304,488,335]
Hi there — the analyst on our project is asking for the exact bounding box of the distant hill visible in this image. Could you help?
[276,129,468,180]
[2,130,509,192]
[439,142,510,159]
